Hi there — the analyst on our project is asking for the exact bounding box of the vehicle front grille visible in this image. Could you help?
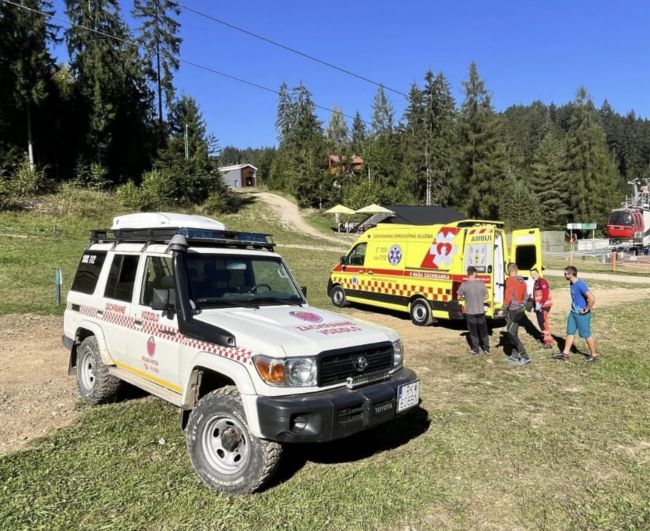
[319,342,393,387]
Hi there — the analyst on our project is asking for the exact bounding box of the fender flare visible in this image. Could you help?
[73,320,115,367]
[182,352,262,436]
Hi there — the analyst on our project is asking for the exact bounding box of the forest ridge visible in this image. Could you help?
[2,1,649,229]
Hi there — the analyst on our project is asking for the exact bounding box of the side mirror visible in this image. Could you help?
[340,255,348,265]
[152,288,175,314]
[301,286,308,297]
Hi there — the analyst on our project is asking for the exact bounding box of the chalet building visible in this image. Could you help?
[219,164,257,189]
[327,155,363,175]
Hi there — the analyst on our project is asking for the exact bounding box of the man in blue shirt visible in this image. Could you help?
[552,266,598,362]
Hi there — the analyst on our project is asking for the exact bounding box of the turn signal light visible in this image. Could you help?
[253,356,285,384]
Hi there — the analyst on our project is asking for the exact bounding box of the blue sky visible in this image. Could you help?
[50,0,650,149]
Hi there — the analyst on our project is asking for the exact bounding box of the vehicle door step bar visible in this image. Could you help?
[109,367,183,407]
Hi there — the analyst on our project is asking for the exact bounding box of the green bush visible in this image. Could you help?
[140,170,177,208]
[116,181,147,211]
[202,190,242,215]
[72,161,111,191]
[10,157,46,197]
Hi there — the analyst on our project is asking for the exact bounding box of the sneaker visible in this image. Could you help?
[584,356,599,363]
[552,352,569,361]
[542,344,553,350]
[468,349,481,356]
[518,357,532,366]
[482,349,490,355]
[504,355,520,364]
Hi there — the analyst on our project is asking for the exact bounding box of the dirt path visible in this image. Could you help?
[0,314,76,456]
[2,285,649,457]
[545,269,650,284]
[250,192,350,247]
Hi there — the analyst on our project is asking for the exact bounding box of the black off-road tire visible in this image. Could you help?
[330,284,348,307]
[76,336,121,404]
[410,298,433,326]
[186,386,282,494]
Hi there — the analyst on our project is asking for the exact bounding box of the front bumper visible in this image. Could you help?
[257,368,419,443]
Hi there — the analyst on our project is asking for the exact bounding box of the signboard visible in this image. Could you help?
[567,223,597,230]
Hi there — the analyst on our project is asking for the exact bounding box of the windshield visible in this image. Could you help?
[608,210,633,226]
[185,254,303,309]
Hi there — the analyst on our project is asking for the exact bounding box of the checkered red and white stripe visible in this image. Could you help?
[332,275,452,302]
[68,303,252,365]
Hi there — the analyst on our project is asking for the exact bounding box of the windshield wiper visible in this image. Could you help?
[253,296,303,306]
[195,297,257,309]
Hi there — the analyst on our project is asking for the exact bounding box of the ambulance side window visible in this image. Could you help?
[348,243,367,266]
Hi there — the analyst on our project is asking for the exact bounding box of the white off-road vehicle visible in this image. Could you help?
[63,213,420,494]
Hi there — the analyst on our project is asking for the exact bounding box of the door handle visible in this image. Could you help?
[367,270,374,275]
[134,319,143,326]
[159,329,177,336]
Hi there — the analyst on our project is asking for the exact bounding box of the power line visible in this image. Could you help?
[178,2,409,99]
[0,0,373,127]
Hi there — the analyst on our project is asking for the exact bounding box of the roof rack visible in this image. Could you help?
[89,227,275,251]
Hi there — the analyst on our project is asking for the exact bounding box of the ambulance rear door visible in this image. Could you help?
[493,230,506,307]
[510,228,542,274]
[463,227,495,314]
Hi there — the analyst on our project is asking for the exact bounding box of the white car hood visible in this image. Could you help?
[193,305,398,357]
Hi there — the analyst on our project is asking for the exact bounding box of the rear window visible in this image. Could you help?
[71,251,107,294]
[515,245,537,271]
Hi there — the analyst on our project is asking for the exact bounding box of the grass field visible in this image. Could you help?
[2,190,650,530]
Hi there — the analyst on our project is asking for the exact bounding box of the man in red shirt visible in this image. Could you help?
[531,268,553,349]
[498,263,531,365]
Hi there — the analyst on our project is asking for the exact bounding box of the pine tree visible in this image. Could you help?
[0,0,58,168]
[457,62,509,219]
[273,82,328,206]
[287,84,329,207]
[65,0,153,180]
[154,95,223,204]
[371,85,394,135]
[350,111,367,156]
[422,71,457,206]
[132,0,181,127]
[275,82,294,145]
[564,88,621,222]
[500,173,543,229]
[326,106,348,149]
[530,128,570,228]
[400,83,426,201]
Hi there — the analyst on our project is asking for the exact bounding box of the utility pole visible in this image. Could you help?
[184,124,189,159]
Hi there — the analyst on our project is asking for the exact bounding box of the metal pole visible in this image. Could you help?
[54,268,62,306]
[184,124,189,160]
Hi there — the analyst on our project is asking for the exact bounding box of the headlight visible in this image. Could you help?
[392,340,404,370]
[285,358,317,386]
[253,356,318,387]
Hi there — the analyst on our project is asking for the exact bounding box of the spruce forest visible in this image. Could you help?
[2,0,650,229]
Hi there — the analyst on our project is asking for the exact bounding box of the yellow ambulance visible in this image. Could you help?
[327,220,542,324]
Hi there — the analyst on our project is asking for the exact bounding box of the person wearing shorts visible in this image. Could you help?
[552,266,598,362]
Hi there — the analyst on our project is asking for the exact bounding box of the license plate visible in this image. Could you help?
[397,381,420,413]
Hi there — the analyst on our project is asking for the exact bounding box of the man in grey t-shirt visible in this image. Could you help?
[457,266,489,355]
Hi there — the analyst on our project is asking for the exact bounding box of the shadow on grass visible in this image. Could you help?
[267,406,430,490]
